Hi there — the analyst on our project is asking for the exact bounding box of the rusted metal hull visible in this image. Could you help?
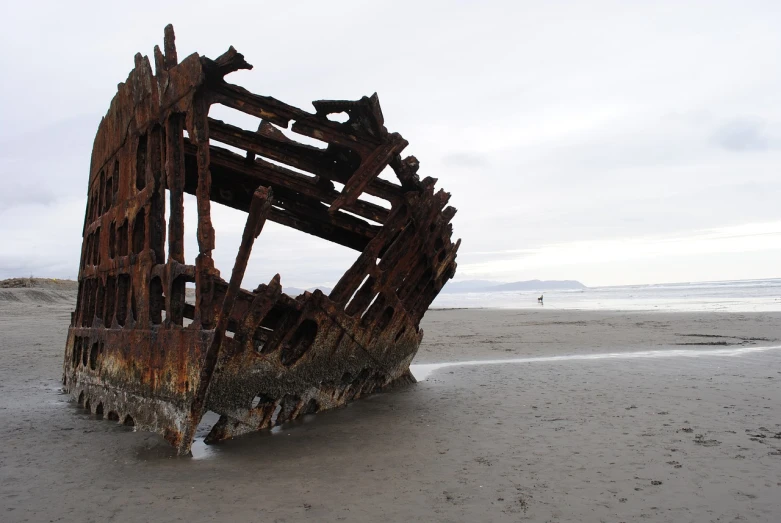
[63,25,459,455]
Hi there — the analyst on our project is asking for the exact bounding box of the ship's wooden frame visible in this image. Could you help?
[63,25,459,455]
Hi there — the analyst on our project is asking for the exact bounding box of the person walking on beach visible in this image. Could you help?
[537,294,544,304]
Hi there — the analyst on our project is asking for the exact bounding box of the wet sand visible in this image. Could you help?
[1,288,781,522]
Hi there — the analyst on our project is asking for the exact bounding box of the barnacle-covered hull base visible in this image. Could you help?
[63,25,459,455]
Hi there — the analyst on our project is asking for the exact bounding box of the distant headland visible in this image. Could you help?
[440,279,587,293]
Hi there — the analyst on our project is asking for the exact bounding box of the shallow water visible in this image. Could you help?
[433,278,781,312]
[409,343,781,381]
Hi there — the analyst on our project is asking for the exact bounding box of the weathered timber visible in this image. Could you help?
[63,25,460,455]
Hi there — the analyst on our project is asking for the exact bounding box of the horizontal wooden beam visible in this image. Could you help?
[209,86,406,204]
[183,149,377,251]
[211,83,383,151]
[269,207,372,252]
[208,118,344,181]
[185,141,390,224]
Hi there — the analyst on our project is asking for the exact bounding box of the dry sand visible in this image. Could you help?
[1,287,781,522]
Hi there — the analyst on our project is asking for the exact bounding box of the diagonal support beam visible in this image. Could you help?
[328,133,408,214]
[185,186,273,453]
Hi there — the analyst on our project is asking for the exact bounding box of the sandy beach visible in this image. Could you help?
[1,286,780,522]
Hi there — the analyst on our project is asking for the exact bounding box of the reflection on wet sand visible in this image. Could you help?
[188,344,781,459]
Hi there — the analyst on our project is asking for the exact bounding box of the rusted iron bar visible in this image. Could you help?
[62,25,460,455]
[186,187,273,451]
[187,138,391,224]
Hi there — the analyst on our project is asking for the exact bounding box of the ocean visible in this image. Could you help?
[432,278,781,312]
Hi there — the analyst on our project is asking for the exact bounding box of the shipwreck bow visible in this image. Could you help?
[63,25,460,455]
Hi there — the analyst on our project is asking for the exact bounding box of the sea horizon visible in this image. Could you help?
[432,277,781,313]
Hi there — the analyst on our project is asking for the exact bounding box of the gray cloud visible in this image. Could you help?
[711,118,775,152]
[0,115,96,209]
[1,1,780,286]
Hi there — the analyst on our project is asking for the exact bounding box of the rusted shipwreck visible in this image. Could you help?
[63,25,459,455]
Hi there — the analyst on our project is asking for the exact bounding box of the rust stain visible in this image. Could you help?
[62,25,460,455]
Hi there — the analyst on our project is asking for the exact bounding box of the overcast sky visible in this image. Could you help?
[1,1,780,288]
